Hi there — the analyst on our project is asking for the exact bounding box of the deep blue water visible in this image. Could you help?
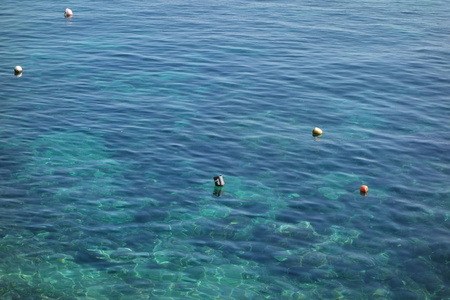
[1,0,449,299]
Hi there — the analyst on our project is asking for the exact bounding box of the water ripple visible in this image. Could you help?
[1,0,449,298]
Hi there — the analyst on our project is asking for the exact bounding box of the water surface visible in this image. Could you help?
[1,0,449,299]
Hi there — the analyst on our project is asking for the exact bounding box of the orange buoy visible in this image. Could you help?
[360,185,369,193]
[360,185,369,196]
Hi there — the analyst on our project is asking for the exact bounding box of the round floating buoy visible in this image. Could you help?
[14,66,22,77]
[312,127,323,137]
[64,8,73,18]
[360,185,369,196]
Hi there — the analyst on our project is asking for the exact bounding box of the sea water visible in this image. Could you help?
[0,0,449,299]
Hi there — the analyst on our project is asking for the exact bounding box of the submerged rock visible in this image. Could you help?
[318,187,347,200]
[277,221,322,242]
[391,289,420,300]
[301,251,328,268]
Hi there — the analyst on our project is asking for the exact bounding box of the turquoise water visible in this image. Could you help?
[1,0,449,298]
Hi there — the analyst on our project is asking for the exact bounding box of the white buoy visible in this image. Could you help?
[214,175,225,187]
[14,66,22,77]
[64,8,73,18]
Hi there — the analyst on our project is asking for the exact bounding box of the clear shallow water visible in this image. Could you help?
[1,0,449,298]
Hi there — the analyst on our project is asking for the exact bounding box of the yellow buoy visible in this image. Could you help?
[312,127,322,136]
